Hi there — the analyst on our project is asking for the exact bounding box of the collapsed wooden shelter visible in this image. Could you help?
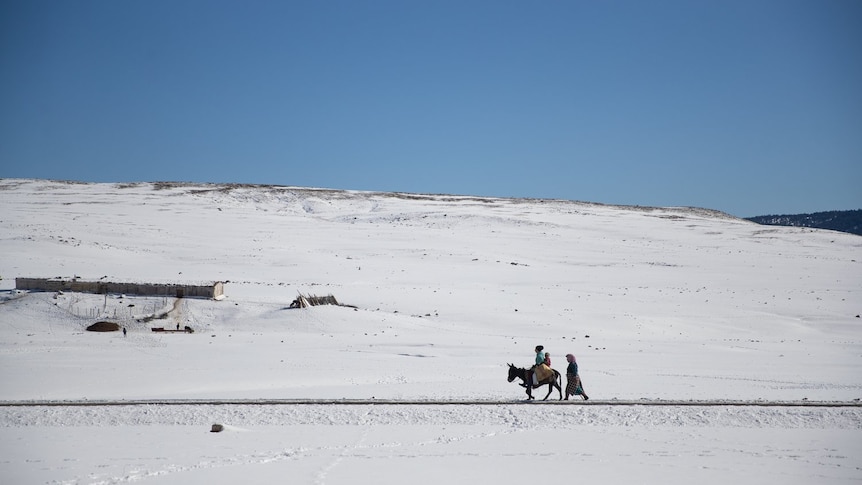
[289,293,354,309]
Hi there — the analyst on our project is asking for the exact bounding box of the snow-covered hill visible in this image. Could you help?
[1,179,860,484]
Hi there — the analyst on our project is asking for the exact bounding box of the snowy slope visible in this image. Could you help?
[1,179,860,484]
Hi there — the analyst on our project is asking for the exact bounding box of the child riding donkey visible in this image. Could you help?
[507,345,563,400]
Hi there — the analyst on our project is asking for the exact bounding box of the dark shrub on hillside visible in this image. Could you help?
[86,321,120,332]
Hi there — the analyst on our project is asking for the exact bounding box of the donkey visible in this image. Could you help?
[507,363,563,401]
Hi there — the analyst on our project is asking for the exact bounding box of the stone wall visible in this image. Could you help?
[15,278,224,299]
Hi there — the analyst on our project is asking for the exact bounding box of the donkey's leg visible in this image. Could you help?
[542,382,553,401]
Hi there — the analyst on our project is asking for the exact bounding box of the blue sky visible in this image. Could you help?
[1,0,860,217]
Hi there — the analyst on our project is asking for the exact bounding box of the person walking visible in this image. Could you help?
[565,353,589,400]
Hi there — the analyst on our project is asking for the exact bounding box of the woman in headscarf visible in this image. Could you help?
[523,345,551,386]
[533,345,553,383]
[535,345,546,366]
[565,353,589,400]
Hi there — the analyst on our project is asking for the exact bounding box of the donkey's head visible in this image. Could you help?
[506,363,520,382]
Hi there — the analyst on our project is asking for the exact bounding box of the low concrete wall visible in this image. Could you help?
[15,278,224,299]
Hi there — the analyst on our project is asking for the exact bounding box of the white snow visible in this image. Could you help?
[0,179,860,484]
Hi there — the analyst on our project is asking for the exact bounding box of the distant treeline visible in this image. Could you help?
[746,210,862,236]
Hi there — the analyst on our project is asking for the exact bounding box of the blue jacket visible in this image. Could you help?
[535,352,545,366]
[567,362,578,375]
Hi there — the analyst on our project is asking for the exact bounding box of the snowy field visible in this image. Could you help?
[1,179,860,484]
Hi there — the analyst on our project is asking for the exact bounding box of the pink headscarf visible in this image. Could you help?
[566,354,576,363]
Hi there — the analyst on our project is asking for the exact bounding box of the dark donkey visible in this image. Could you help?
[507,363,563,401]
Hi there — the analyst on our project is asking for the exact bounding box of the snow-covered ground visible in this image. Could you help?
[1,179,860,484]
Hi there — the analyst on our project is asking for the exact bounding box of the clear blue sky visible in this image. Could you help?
[2,0,860,217]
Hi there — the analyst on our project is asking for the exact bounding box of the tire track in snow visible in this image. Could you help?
[1,399,860,407]
[3,402,861,429]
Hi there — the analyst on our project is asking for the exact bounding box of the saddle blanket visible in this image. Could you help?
[534,364,552,382]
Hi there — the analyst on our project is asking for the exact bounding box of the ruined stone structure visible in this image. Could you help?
[15,277,225,299]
